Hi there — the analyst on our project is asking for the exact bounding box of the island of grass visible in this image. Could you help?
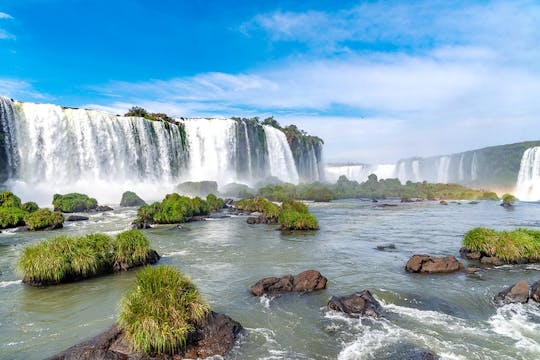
[133,193,225,227]
[18,229,160,286]
[460,227,540,264]
[0,191,64,230]
[235,197,319,230]
[53,192,98,212]
[120,191,146,207]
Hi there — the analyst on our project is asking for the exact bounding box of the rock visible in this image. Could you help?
[224,198,234,207]
[480,256,504,266]
[327,290,382,318]
[95,205,114,212]
[188,215,207,222]
[530,280,540,303]
[495,280,529,305]
[401,197,413,203]
[372,198,378,203]
[132,222,152,229]
[466,267,479,274]
[439,200,448,205]
[469,201,479,205]
[112,250,160,273]
[250,270,327,296]
[405,255,464,274]
[402,348,441,360]
[10,226,30,233]
[376,203,398,208]
[459,247,482,260]
[48,311,243,360]
[119,191,146,207]
[66,215,89,221]
[247,217,260,224]
[376,243,396,251]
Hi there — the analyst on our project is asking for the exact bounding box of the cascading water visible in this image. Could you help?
[436,156,451,183]
[262,125,299,184]
[0,98,320,203]
[515,147,540,201]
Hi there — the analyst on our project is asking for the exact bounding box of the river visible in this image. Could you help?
[1,199,540,359]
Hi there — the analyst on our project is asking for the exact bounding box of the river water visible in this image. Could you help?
[1,199,540,359]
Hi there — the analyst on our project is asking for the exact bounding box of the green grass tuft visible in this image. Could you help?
[24,209,64,230]
[0,207,27,229]
[115,230,151,266]
[278,209,319,231]
[119,265,209,355]
[52,193,98,213]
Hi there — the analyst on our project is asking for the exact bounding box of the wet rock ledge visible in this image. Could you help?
[251,270,327,296]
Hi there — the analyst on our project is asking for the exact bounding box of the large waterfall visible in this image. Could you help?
[325,164,395,183]
[515,147,540,201]
[0,98,321,203]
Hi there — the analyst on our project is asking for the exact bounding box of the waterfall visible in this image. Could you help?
[437,156,451,183]
[263,125,299,184]
[325,164,396,183]
[412,160,420,182]
[0,98,321,203]
[458,154,465,181]
[515,147,540,201]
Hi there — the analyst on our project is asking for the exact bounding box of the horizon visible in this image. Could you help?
[1,0,540,163]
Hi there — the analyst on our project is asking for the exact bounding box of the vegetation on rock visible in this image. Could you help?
[53,193,98,212]
[23,209,64,230]
[501,193,517,206]
[120,191,146,207]
[118,265,209,355]
[0,207,27,229]
[463,227,540,263]
[18,230,157,285]
[21,201,39,213]
[0,191,22,208]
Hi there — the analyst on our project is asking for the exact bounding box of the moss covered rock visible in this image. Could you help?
[0,191,22,208]
[0,207,27,229]
[120,191,146,207]
[53,193,98,213]
[23,208,64,231]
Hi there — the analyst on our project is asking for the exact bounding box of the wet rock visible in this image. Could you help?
[459,247,482,260]
[530,280,540,303]
[66,215,89,221]
[250,270,327,296]
[401,197,413,203]
[405,255,464,274]
[10,226,30,233]
[402,348,441,360]
[247,216,260,224]
[376,243,396,251]
[495,280,529,305]
[466,267,479,274]
[224,198,234,207]
[376,203,398,208]
[131,222,152,229]
[91,205,113,212]
[327,290,382,318]
[246,214,277,225]
[188,215,207,222]
[480,256,504,266]
[48,311,243,360]
[468,201,479,205]
[439,200,448,205]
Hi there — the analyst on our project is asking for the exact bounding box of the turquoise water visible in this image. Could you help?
[1,200,540,359]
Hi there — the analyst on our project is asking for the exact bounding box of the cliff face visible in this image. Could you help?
[283,125,325,182]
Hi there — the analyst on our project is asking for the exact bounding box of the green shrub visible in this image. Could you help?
[23,209,64,230]
[53,193,98,212]
[21,201,39,213]
[206,194,224,211]
[479,192,499,200]
[0,207,27,229]
[281,199,308,213]
[463,227,540,263]
[136,202,162,224]
[502,193,517,205]
[278,209,319,231]
[120,191,146,207]
[153,194,193,224]
[115,230,152,267]
[119,265,209,355]
[17,231,152,285]
[0,191,22,208]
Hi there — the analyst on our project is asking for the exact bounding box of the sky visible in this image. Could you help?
[1,0,540,163]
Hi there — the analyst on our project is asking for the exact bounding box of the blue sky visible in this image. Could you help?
[1,0,540,163]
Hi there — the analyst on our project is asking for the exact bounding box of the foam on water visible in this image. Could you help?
[0,280,21,288]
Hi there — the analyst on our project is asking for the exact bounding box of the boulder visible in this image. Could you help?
[119,191,146,207]
[48,312,243,360]
[327,290,382,318]
[251,270,327,296]
[495,280,529,305]
[94,205,114,212]
[402,348,441,360]
[405,255,463,274]
[531,280,540,303]
[480,256,504,266]
[66,215,89,221]
[376,243,396,251]
[459,247,482,260]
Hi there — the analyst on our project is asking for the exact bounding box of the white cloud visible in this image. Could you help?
[0,78,45,100]
[0,29,15,39]
[0,12,13,19]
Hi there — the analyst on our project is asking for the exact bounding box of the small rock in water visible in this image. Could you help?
[402,348,441,360]
[327,290,382,318]
[495,280,529,305]
[531,280,540,303]
[376,243,396,251]
[466,267,479,274]
[250,270,327,296]
[405,255,463,274]
[480,256,504,266]
[66,215,89,221]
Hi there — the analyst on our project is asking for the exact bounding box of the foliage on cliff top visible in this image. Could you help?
[119,265,209,355]
[18,230,154,285]
[463,227,540,263]
[53,193,98,213]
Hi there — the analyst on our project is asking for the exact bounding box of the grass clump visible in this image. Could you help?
[0,207,27,229]
[21,201,39,213]
[206,194,224,211]
[462,227,540,263]
[53,193,98,212]
[119,265,209,355]
[0,191,22,208]
[24,209,64,230]
[18,230,155,285]
[120,191,146,207]
[501,193,517,206]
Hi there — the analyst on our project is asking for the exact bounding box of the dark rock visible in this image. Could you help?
[95,205,114,212]
[439,200,448,205]
[131,222,152,229]
[247,217,260,224]
[66,215,89,221]
[468,201,479,205]
[10,226,29,233]
[376,243,396,251]
[188,215,207,222]
[401,197,413,203]
[402,348,441,360]
[495,280,529,305]
[405,255,464,274]
[459,247,482,260]
[466,267,479,274]
[250,270,327,296]
[372,198,378,203]
[224,198,234,207]
[480,256,504,266]
[112,250,160,273]
[246,214,277,225]
[48,311,243,360]
[376,203,398,208]
[327,290,382,318]
[119,191,146,207]
[531,280,540,303]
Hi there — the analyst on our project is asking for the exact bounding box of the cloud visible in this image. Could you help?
[0,12,13,19]
[0,11,15,40]
[0,78,45,100]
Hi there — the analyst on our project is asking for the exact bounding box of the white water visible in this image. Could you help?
[262,125,299,184]
[0,98,310,203]
[325,164,396,183]
[437,156,451,183]
[515,147,540,201]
